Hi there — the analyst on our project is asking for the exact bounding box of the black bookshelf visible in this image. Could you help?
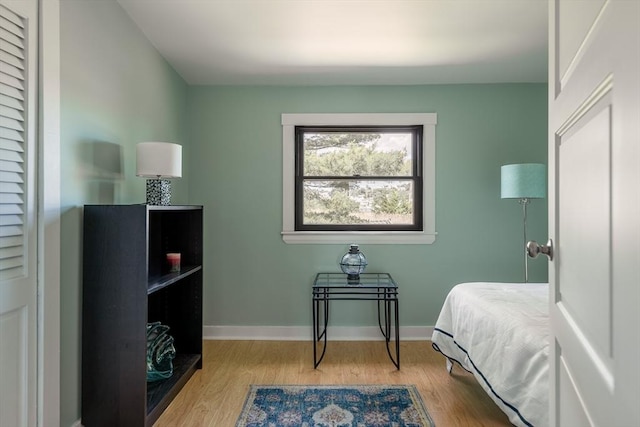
[82,205,203,427]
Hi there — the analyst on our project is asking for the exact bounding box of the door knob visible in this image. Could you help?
[527,239,554,261]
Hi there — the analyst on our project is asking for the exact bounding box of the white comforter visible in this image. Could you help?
[431,282,549,427]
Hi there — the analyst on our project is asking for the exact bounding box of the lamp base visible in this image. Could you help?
[146,179,172,205]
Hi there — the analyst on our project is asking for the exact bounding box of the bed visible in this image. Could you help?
[430,282,549,427]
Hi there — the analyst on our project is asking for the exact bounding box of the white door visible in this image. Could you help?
[548,0,640,426]
[0,1,38,426]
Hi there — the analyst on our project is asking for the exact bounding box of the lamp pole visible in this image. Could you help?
[519,197,530,283]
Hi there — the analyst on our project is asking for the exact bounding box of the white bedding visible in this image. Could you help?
[430,282,549,427]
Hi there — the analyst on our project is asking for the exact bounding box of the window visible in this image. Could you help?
[282,113,437,244]
[295,126,423,231]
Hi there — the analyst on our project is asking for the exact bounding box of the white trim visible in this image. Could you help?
[38,0,61,426]
[281,113,438,127]
[70,420,82,427]
[281,231,436,245]
[281,113,437,245]
[203,325,433,341]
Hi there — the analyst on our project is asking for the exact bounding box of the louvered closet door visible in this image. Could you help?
[0,1,38,426]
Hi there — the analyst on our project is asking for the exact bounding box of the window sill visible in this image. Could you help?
[281,231,437,245]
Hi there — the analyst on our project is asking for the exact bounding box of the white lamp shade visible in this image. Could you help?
[136,142,182,178]
[501,163,546,199]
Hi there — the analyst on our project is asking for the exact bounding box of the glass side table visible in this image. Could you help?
[312,272,399,369]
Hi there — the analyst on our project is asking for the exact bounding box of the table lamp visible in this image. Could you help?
[501,163,546,282]
[136,142,182,205]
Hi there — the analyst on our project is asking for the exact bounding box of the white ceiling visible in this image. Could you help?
[117,0,548,86]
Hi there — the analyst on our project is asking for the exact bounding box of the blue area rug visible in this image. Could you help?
[235,384,435,426]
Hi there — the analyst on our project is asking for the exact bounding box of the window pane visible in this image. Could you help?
[303,132,412,177]
[302,180,414,225]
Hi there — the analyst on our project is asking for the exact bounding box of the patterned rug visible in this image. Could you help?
[235,384,435,426]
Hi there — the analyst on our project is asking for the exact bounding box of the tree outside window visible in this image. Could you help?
[295,126,423,231]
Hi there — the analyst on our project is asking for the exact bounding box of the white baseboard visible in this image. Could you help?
[203,325,433,341]
[70,420,82,427]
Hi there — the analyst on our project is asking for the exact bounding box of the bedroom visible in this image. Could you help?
[2,0,637,426]
[59,0,548,423]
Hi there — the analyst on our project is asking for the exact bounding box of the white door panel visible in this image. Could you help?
[557,102,611,363]
[558,0,606,81]
[558,355,592,426]
[549,0,640,426]
[0,307,27,427]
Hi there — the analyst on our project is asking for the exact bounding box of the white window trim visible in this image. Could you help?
[281,113,437,244]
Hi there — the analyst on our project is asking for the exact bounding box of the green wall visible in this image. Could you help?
[188,84,548,328]
[60,0,188,425]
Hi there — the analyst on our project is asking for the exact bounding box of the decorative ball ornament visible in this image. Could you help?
[340,244,368,281]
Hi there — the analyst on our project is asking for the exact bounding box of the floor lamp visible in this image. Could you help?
[501,163,546,283]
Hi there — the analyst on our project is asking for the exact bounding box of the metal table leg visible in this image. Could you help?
[313,288,329,368]
[378,289,400,369]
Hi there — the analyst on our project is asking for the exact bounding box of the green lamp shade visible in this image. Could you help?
[501,163,546,199]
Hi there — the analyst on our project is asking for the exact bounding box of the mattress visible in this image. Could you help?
[431,282,549,427]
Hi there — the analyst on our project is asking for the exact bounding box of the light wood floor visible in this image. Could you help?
[154,340,512,426]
